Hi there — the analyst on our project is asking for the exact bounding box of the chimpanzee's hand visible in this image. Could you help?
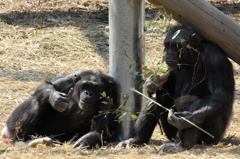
[49,91,69,112]
[145,74,169,93]
[73,132,101,149]
[167,109,193,130]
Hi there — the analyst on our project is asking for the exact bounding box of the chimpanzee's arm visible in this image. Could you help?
[168,83,234,130]
[33,71,82,112]
[51,71,82,93]
[168,44,235,130]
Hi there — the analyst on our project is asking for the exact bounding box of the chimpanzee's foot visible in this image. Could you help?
[157,143,185,153]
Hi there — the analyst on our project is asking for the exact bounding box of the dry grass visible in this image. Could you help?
[0,0,240,158]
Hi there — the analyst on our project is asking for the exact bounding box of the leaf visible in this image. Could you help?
[156,5,164,9]
[114,111,122,117]
[144,71,154,78]
[102,101,109,104]
[136,79,145,89]
[147,101,155,110]
[141,66,149,72]
[118,104,126,110]
[179,38,186,43]
[169,14,173,21]
[118,104,123,108]
[193,48,198,52]
[186,44,192,49]
[131,61,137,68]
[162,55,166,63]
[123,100,127,106]
[121,106,126,110]
[131,114,138,119]
[118,100,127,110]
[148,103,155,109]
[136,79,144,85]
[118,112,127,123]
[153,73,157,81]
[130,71,139,76]
[100,91,107,98]
[177,63,181,69]
[159,68,167,73]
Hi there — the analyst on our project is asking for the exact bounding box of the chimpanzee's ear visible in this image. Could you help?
[190,33,202,46]
[106,78,118,93]
[74,74,81,84]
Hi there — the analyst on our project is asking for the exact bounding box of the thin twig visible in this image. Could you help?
[66,88,73,97]
[130,88,214,139]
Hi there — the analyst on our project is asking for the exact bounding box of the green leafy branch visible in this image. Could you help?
[130,54,168,89]
[156,5,173,28]
[98,91,132,123]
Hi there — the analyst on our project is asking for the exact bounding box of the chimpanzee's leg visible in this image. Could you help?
[133,101,160,144]
[4,98,44,142]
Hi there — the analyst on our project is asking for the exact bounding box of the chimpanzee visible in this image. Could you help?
[1,70,119,148]
[117,24,235,152]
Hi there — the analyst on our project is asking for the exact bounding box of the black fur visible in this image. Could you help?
[132,24,235,150]
[4,70,119,148]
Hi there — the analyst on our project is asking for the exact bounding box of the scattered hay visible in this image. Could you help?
[0,0,239,158]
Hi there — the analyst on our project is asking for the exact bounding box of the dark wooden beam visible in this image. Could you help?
[148,0,240,64]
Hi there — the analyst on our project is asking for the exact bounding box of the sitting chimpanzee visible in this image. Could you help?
[117,24,235,152]
[1,70,119,148]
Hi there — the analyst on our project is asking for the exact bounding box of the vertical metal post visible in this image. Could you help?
[109,0,145,140]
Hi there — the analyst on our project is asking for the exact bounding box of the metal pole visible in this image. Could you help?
[109,0,145,140]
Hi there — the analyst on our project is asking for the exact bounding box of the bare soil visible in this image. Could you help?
[0,0,240,158]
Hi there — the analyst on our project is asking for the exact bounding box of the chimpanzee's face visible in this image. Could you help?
[164,28,198,70]
[78,80,103,111]
[72,75,104,111]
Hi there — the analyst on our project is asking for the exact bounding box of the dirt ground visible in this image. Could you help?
[0,0,240,158]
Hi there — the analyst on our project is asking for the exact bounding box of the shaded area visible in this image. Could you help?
[208,0,240,22]
[0,4,160,82]
[0,9,110,60]
[0,1,238,83]
[0,9,108,27]
[216,3,240,14]
[0,71,57,81]
[0,8,110,82]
